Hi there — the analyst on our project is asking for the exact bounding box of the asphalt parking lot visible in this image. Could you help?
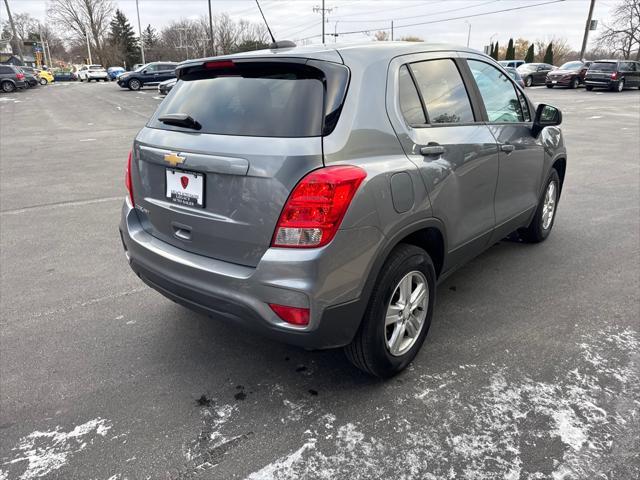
[1,81,639,479]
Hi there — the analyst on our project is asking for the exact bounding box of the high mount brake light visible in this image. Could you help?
[204,60,235,70]
[125,150,134,205]
[271,166,366,248]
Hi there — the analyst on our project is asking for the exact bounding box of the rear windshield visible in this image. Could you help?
[150,64,327,137]
[590,62,616,71]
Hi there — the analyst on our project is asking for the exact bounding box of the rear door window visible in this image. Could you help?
[398,65,426,125]
[409,59,475,124]
[151,64,325,137]
[468,59,525,123]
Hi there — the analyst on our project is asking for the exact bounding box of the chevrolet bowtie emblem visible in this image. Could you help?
[164,152,185,167]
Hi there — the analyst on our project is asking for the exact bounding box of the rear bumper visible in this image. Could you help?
[119,198,383,349]
[584,79,614,88]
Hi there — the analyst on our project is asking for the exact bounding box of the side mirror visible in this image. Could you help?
[532,104,562,136]
[142,69,148,74]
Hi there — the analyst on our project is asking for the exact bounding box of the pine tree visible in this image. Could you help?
[489,42,494,57]
[524,44,534,63]
[543,42,554,64]
[506,38,514,60]
[108,9,141,68]
[493,40,500,60]
[142,24,157,50]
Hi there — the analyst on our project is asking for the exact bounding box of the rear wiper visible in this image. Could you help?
[158,113,202,130]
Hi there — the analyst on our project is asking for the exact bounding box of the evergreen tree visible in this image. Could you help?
[524,44,535,63]
[543,42,554,64]
[493,40,500,60]
[489,42,494,57]
[108,9,140,68]
[142,24,157,50]
[506,38,515,60]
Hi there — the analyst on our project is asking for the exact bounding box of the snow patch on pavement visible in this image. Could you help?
[2,418,112,479]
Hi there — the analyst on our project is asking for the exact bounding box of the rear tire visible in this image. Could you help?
[39,78,48,85]
[1,81,15,93]
[345,244,436,378]
[615,79,624,92]
[518,169,560,243]
[546,84,554,88]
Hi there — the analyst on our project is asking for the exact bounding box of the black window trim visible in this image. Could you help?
[402,57,481,129]
[460,56,535,126]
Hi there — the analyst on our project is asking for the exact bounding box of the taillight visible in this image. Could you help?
[125,150,134,205]
[271,166,366,248]
[16,73,24,80]
[610,72,618,80]
[269,304,310,326]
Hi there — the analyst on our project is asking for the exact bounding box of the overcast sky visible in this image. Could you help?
[4,0,616,51]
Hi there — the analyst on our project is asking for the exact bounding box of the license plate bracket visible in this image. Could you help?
[165,169,205,208]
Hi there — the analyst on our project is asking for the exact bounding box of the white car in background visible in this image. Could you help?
[77,65,109,82]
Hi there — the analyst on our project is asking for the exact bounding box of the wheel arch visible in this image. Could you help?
[552,156,567,195]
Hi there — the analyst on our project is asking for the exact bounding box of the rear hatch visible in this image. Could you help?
[131,57,349,267]
[586,61,617,81]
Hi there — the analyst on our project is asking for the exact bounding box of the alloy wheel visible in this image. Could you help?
[617,79,624,92]
[384,271,429,357]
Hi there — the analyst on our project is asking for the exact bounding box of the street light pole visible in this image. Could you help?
[208,0,214,56]
[465,21,471,48]
[3,0,24,62]
[135,0,145,64]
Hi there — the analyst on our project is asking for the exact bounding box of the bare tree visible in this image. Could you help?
[400,35,423,42]
[596,0,640,60]
[47,0,114,65]
[374,30,389,41]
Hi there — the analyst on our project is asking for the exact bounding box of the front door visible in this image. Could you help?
[390,55,500,259]
[466,57,545,234]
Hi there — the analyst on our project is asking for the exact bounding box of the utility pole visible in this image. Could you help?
[3,0,24,61]
[391,21,394,41]
[465,21,471,48]
[135,0,145,64]
[580,0,596,60]
[46,41,53,68]
[313,1,333,44]
[208,0,214,56]
[85,29,93,64]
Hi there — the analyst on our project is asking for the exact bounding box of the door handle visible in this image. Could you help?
[500,144,515,153]
[420,145,445,156]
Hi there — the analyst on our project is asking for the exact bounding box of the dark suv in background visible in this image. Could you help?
[546,60,591,89]
[0,64,27,92]
[584,60,640,91]
[117,62,178,91]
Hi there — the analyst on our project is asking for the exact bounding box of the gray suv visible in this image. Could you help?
[120,43,566,377]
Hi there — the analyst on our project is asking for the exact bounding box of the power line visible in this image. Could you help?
[332,0,448,20]
[336,0,500,23]
[299,0,566,41]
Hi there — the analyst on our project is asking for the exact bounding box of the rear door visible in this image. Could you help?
[131,59,348,267]
[390,54,499,255]
[465,57,544,230]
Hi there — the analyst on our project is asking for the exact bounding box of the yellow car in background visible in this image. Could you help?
[37,69,54,85]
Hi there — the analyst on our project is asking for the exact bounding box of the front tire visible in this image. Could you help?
[39,78,48,85]
[519,169,560,243]
[345,244,436,378]
[128,79,141,91]
[1,81,15,93]
[525,76,533,87]
[570,77,579,89]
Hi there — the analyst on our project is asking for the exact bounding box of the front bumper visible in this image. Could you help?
[546,76,573,86]
[119,199,383,349]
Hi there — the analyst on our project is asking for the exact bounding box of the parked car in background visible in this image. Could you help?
[117,62,178,91]
[120,43,566,377]
[584,60,640,92]
[77,65,109,82]
[517,63,556,87]
[19,67,39,87]
[158,77,177,95]
[545,60,591,89]
[499,60,525,69]
[107,66,126,81]
[505,67,525,88]
[38,69,55,85]
[0,64,27,92]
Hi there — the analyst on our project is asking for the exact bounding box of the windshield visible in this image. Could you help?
[134,64,149,72]
[560,61,583,70]
[590,62,616,72]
